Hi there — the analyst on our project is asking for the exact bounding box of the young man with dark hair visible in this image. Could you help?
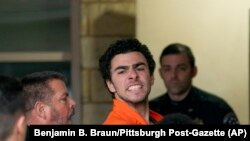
[99,38,163,124]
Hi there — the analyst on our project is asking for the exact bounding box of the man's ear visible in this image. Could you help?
[159,67,164,79]
[106,80,116,93]
[150,75,154,86]
[34,101,47,120]
[192,66,197,77]
[13,115,26,140]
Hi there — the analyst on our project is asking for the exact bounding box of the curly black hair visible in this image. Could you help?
[99,38,155,82]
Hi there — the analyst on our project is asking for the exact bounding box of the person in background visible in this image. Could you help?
[0,75,26,141]
[21,71,76,125]
[149,43,239,124]
[99,38,163,125]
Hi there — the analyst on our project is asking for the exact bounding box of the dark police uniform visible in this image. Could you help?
[149,86,239,124]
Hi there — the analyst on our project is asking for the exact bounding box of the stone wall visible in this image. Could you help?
[80,0,135,124]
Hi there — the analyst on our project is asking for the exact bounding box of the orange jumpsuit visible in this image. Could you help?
[103,99,163,125]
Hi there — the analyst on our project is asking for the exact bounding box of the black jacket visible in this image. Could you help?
[149,86,239,124]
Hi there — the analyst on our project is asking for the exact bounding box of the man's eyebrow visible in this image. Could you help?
[133,62,146,68]
[113,62,146,70]
[61,92,69,97]
[162,63,187,67]
[113,65,128,72]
